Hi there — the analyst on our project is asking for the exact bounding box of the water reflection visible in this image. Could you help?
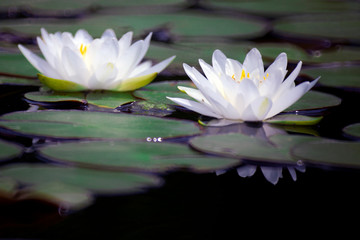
[204,120,310,184]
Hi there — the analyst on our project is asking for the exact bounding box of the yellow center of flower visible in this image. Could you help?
[80,44,87,56]
[231,69,250,83]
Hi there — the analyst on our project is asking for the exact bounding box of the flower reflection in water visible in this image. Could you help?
[205,122,308,185]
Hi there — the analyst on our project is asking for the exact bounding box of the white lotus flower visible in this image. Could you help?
[167,48,319,121]
[18,28,175,91]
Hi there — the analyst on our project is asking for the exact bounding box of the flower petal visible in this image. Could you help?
[178,86,207,103]
[101,29,117,39]
[128,60,152,78]
[109,72,158,91]
[75,29,93,44]
[118,31,133,55]
[243,48,264,74]
[266,78,319,119]
[166,97,221,118]
[61,46,90,85]
[133,55,175,77]
[199,59,225,95]
[252,96,272,120]
[18,44,61,79]
[237,165,257,178]
[212,49,227,74]
[261,166,282,185]
[273,61,302,101]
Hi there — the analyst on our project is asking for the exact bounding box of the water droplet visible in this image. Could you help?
[297,160,304,166]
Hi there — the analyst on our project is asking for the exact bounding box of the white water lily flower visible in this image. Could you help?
[167,48,319,121]
[18,28,175,91]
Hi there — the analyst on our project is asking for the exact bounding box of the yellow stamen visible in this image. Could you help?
[232,74,236,80]
[240,69,246,80]
[80,44,87,56]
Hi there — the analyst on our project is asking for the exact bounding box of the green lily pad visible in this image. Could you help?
[148,42,360,72]
[302,66,360,89]
[24,91,85,103]
[343,123,360,139]
[125,101,176,117]
[265,114,323,125]
[0,139,23,162]
[291,140,360,169]
[273,13,360,43]
[38,141,240,173]
[0,53,38,77]
[0,163,162,195]
[132,81,196,113]
[0,110,201,140]
[208,0,360,16]
[24,90,136,108]
[284,90,342,113]
[19,182,94,211]
[134,80,195,105]
[0,13,268,40]
[257,44,360,64]
[0,177,18,197]
[141,80,195,92]
[190,133,318,165]
[86,91,136,108]
[0,76,41,86]
[0,0,185,10]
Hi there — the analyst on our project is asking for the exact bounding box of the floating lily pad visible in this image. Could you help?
[134,81,194,105]
[257,44,360,64]
[38,141,240,173]
[0,110,201,140]
[125,101,176,117]
[302,66,360,89]
[142,80,195,92]
[24,91,85,103]
[86,91,136,108]
[284,90,341,113]
[0,53,38,77]
[343,123,360,139]
[0,139,23,162]
[190,133,318,165]
[0,13,268,40]
[0,177,17,197]
[265,114,323,125]
[0,0,185,10]
[209,0,360,16]
[0,163,162,195]
[24,90,136,108]
[291,140,360,169]
[19,182,94,211]
[273,13,360,43]
[0,76,41,86]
